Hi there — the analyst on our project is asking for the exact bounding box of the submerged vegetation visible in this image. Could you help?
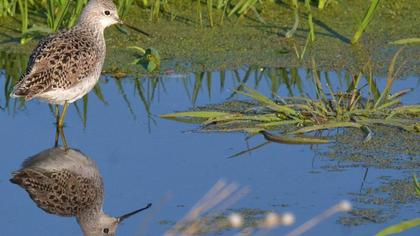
[161,50,420,144]
[374,175,420,236]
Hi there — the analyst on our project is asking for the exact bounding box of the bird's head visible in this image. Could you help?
[79,0,122,29]
[79,203,152,236]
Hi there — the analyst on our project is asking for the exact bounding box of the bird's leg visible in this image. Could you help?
[54,104,61,147]
[54,104,60,125]
[54,102,69,149]
[58,101,69,129]
[54,121,69,150]
[59,127,69,150]
[54,127,59,147]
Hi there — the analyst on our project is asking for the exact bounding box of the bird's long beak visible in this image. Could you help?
[124,23,151,37]
[117,203,152,223]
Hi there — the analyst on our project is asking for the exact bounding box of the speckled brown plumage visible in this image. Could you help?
[10,147,104,216]
[11,146,152,236]
[10,147,115,236]
[11,145,151,236]
[12,27,102,100]
[11,0,121,106]
[11,168,103,217]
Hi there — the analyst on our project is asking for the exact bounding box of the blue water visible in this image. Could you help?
[0,68,419,235]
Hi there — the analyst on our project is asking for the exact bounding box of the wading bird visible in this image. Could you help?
[11,0,122,128]
[11,147,151,236]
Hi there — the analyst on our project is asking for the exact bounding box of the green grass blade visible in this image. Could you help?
[286,1,299,38]
[207,0,214,27]
[305,0,315,42]
[414,175,420,197]
[375,218,420,236]
[262,131,330,144]
[374,48,404,108]
[238,87,299,116]
[161,111,230,119]
[389,38,420,45]
[228,141,271,159]
[82,94,88,128]
[93,84,107,104]
[351,0,381,44]
[134,78,152,115]
[53,0,71,31]
[292,122,363,134]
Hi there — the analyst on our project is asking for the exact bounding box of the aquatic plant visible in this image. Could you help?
[1,0,386,49]
[305,0,315,42]
[117,0,135,18]
[415,175,420,196]
[0,0,18,17]
[351,0,381,44]
[14,0,89,43]
[374,175,420,236]
[375,219,420,236]
[390,38,420,45]
[129,46,161,72]
[0,51,27,111]
[161,50,420,144]
[15,0,29,43]
[317,0,332,10]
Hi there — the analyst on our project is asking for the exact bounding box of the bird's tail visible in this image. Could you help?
[10,86,32,100]
[10,170,48,191]
[10,171,25,185]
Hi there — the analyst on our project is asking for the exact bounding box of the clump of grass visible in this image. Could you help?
[117,0,135,18]
[3,0,384,48]
[161,50,420,144]
[0,0,18,17]
[12,0,89,43]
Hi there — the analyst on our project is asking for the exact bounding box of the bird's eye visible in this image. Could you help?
[104,10,110,16]
[103,228,109,234]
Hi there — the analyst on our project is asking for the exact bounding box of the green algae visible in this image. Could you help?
[2,0,420,76]
[339,176,420,226]
[321,126,420,170]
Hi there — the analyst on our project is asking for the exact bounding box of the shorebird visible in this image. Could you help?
[10,147,151,236]
[11,0,121,128]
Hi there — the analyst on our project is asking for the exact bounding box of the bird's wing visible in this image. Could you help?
[11,169,103,217]
[12,28,100,100]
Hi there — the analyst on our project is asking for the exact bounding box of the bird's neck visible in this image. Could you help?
[74,22,106,51]
[77,21,105,36]
[77,3,106,35]
[77,208,103,234]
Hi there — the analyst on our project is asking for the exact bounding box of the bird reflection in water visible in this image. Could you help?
[10,147,151,236]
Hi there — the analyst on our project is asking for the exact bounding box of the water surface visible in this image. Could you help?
[0,67,419,235]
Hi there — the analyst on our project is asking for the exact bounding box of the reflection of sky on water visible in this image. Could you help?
[0,68,419,235]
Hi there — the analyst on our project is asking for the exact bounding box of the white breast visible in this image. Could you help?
[36,74,100,105]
